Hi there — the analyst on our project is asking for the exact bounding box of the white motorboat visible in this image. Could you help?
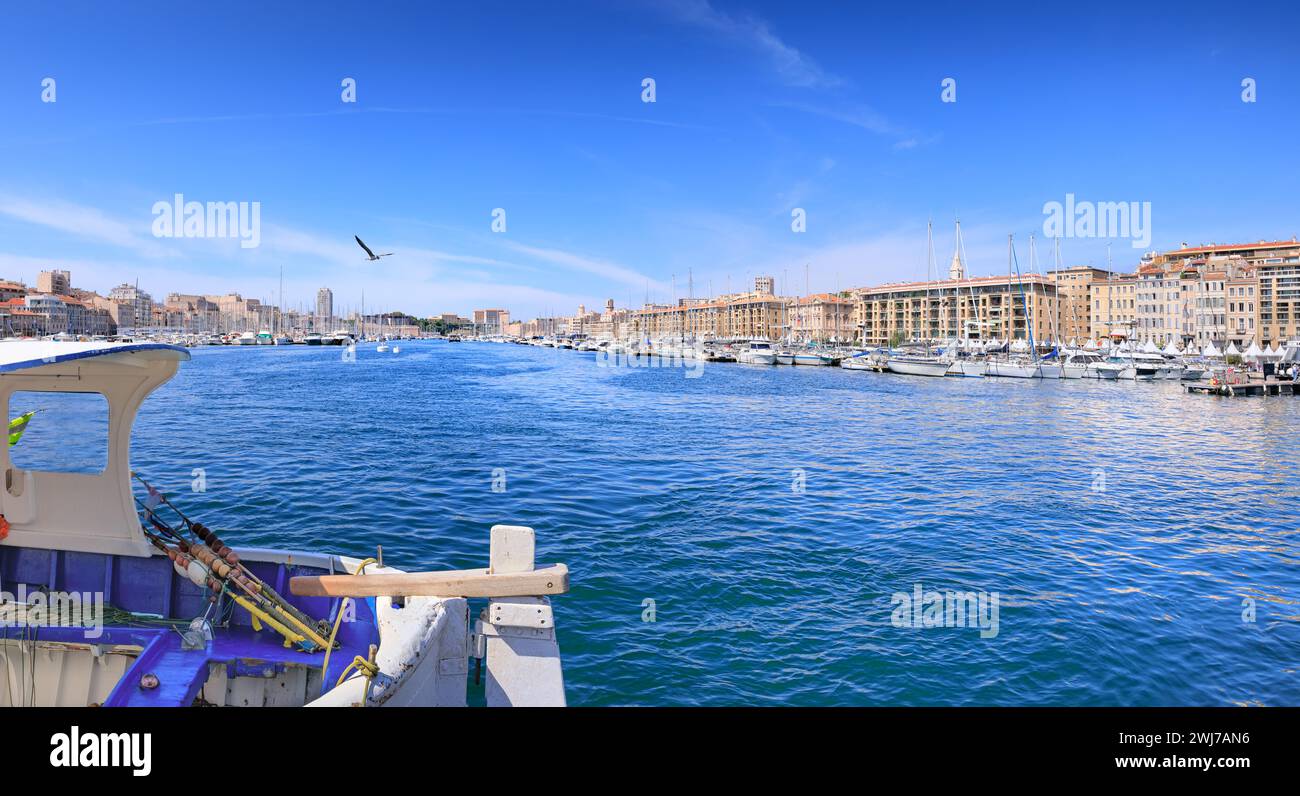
[886,353,951,377]
[0,341,570,707]
[256,329,274,345]
[1062,352,1122,379]
[303,333,324,346]
[236,331,257,346]
[328,330,355,346]
[736,340,778,365]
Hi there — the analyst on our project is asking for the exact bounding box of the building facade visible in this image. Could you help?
[853,274,1062,347]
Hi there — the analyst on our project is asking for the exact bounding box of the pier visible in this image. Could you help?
[1184,378,1298,397]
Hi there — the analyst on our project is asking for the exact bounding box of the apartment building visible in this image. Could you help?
[473,308,510,336]
[1050,266,1114,343]
[1225,269,1258,348]
[853,274,1062,347]
[786,293,855,342]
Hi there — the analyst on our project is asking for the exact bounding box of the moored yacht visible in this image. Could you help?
[736,340,778,365]
[1062,351,1123,379]
[986,357,1042,378]
[886,351,951,377]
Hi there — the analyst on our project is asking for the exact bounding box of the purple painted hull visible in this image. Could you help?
[0,545,378,707]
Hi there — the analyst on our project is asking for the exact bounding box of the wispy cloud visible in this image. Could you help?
[661,0,842,88]
[0,194,175,258]
[500,241,669,293]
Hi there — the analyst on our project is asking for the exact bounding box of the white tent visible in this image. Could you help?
[1162,340,1182,356]
[1117,340,1131,352]
[1266,342,1283,359]
[1142,340,1160,354]
[1225,342,1241,357]
[1244,342,1264,360]
[1084,338,1099,351]
[1184,343,1200,356]
[1202,341,1222,357]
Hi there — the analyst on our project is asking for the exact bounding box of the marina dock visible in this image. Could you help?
[1185,378,1299,397]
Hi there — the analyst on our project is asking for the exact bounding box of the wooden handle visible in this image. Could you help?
[289,563,569,598]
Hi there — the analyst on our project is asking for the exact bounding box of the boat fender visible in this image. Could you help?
[0,514,8,542]
[187,559,208,588]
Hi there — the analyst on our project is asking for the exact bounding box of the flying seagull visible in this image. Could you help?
[355,235,393,261]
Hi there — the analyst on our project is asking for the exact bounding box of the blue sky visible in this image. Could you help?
[1,0,1297,319]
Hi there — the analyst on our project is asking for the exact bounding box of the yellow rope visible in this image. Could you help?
[319,558,378,699]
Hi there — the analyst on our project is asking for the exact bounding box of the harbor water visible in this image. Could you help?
[121,341,1299,706]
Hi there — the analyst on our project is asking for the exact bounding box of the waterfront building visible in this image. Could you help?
[1152,239,1297,346]
[1225,268,1259,348]
[786,293,855,342]
[473,308,510,336]
[109,283,154,331]
[521,316,567,338]
[1133,264,1183,345]
[1090,274,1138,340]
[0,280,27,303]
[20,293,115,336]
[629,292,786,342]
[1257,259,1300,347]
[1050,266,1114,343]
[852,273,1062,348]
[580,299,630,340]
[36,269,71,295]
[1189,270,1227,348]
[316,287,334,328]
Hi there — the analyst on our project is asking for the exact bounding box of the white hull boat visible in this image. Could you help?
[886,355,950,377]
[737,340,778,365]
[793,352,835,366]
[986,360,1042,378]
[946,359,987,377]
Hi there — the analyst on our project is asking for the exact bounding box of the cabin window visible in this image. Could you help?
[6,391,110,475]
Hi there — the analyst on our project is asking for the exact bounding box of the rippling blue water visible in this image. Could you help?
[123,341,1299,706]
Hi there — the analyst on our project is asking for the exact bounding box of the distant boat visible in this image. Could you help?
[303,332,324,346]
[274,335,292,346]
[236,331,257,346]
[256,329,274,345]
[327,330,354,346]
